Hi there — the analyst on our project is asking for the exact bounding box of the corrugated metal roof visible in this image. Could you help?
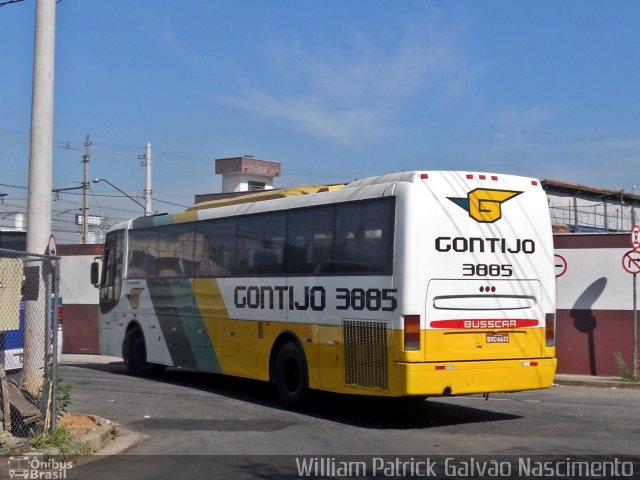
[542,179,640,201]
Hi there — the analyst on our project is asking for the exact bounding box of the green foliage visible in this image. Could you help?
[77,443,96,455]
[56,378,73,419]
[613,352,640,382]
[29,426,74,456]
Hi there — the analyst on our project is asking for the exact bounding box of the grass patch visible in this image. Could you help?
[614,352,640,382]
[29,426,75,456]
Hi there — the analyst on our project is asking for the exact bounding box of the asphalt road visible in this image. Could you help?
[59,360,640,479]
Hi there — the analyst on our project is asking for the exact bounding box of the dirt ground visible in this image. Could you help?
[57,413,104,435]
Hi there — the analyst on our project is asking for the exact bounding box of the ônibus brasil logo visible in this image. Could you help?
[448,188,522,223]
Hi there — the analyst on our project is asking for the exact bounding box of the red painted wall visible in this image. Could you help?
[61,304,100,354]
[556,309,634,376]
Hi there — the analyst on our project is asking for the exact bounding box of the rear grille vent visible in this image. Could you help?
[343,320,388,390]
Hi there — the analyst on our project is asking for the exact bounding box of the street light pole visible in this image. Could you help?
[92,178,146,211]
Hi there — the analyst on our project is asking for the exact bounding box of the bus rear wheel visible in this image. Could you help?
[274,341,308,408]
[122,328,166,376]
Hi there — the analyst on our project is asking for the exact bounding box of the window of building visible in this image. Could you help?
[248,181,266,191]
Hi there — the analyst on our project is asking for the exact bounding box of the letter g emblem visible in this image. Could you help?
[448,188,521,223]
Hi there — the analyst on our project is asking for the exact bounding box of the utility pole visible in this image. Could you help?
[24,0,56,398]
[81,134,91,244]
[140,142,152,216]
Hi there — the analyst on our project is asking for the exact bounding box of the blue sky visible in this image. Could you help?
[1,0,639,241]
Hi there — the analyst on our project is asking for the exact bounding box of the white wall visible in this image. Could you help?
[555,246,637,311]
[59,254,99,304]
[222,173,274,193]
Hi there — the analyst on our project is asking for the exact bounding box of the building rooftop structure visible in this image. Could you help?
[542,179,639,233]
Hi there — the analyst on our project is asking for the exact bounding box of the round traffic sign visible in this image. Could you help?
[47,234,57,270]
[554,254,567,278]
[622,249,640,275]
[632,225,640,250]
[47,234,57,257]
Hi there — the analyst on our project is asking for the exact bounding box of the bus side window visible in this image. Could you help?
[128,229,158,278]
[155,224,196,277]
[334,199,393,274]
[196,218,237,276]
[286,207,334,274]
[236,213,285,276]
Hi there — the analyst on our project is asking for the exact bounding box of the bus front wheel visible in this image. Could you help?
[122,328,166,376]
[274,341,308,408]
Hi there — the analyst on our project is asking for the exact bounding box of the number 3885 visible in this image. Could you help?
[462,263,513,277]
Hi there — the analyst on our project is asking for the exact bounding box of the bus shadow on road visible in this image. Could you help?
[68,362,521,430]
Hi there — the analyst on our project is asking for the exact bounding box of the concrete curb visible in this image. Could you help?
[14,416,146,460]
[554,375,640,390]
[69,415,112,453]
[16,415,113,458]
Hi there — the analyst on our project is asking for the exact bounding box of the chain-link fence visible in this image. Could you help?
[549,202,636,233]
[0,248,60,451]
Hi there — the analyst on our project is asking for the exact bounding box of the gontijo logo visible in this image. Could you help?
[448,188,522,223]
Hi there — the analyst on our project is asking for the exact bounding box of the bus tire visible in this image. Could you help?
[122,327,166,376]
[274,341,308,408]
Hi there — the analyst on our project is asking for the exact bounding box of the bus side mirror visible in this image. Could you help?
[91,261,100,287]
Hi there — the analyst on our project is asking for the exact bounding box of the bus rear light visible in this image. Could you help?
[421,173,429,179]
[435,365,455,371]
[545,313,556,347]
[522,361,538,367]
[403,315,421,351]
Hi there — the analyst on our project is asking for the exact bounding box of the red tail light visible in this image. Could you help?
[404,315,421,351]
[545,313,555,347]
[58,305,63,324]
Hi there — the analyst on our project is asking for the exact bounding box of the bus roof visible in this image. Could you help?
[187,184,346,212]
[108,170,543,232]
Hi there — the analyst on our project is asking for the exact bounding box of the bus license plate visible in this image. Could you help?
[486,333,509,344]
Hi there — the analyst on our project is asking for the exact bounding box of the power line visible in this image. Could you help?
[0,182,28,190]
[0,0,25,7]
[0,0,62,7]
[152,197,189,209]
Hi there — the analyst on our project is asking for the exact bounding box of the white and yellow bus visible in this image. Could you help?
[92,171,556,406]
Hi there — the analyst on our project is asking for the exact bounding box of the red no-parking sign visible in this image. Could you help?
[554,254,567,278]
[622,249,640,275]
[632,225,640,250]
